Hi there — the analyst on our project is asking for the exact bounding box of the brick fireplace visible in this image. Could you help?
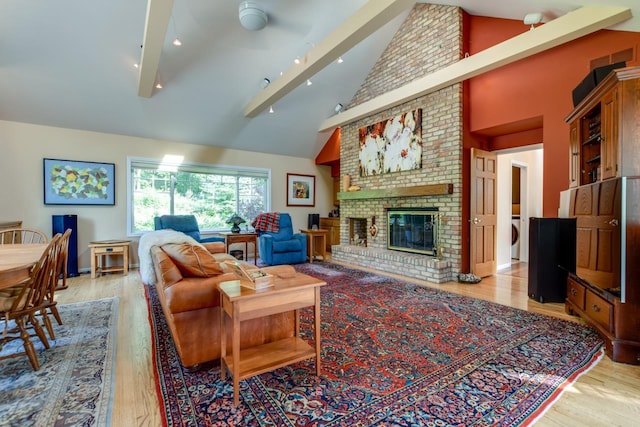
[330,4,463,283]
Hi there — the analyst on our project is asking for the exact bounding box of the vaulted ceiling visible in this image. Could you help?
[1,1,638,158]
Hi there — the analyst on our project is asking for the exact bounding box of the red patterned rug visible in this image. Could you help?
[145,262,603,426]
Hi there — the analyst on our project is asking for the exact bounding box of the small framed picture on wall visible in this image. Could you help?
[286,173,315,207]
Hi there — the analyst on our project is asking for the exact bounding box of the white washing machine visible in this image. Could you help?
[511,217,520,259]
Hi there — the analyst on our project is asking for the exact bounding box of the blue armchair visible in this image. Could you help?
[154,215,224,245]
[257,213,307,265]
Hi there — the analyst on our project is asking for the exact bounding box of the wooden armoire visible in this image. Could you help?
[564,66,640,365]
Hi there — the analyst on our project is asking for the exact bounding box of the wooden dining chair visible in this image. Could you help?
[0,228,48,245]
[54,228,71,291]
[0,234,61,370]
[40,228,71,339]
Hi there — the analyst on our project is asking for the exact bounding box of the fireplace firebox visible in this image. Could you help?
[387,207,439,256]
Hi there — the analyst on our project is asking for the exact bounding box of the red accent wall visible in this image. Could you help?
[315,128,341,176]
[466,16,639,216]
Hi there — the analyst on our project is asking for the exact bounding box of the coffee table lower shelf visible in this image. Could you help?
[222,337,315,379]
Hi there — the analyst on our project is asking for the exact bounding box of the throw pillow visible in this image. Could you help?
[161,243,224,277]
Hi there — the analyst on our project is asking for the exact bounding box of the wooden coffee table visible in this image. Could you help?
[219,272,325,406]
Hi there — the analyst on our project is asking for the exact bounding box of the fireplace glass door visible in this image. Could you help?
[387,208,438,256]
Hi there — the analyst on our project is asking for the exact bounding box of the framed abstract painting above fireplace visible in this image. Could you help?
[358,108,422,176]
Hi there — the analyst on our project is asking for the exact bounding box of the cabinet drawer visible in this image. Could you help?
[94,246,125,254]
[585,290,614,332]
[567,277,585,310]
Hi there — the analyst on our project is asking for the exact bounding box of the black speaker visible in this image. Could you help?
[528,217,576,303]
[308,213,320,230]
[52,214,79,277]
[572,62,626,107]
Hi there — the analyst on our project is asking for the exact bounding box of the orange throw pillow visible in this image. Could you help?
[161,243,224,277]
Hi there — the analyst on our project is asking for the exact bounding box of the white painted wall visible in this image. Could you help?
[1,120,333,271]
[496,147,543,270]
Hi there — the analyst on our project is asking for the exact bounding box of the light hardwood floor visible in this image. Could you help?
[54,260,640,426]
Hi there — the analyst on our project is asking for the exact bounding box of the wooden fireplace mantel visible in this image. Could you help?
[337,183,453,201]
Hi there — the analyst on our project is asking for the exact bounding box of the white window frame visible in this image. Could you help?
[126,156,271,237]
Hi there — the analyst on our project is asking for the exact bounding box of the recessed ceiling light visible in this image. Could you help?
[306,79,312,86]
[155,82,163,89]
[337,56,344,64]
[172,38,182,46]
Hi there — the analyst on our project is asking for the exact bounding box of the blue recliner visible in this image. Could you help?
[154,215,224,244]
[257,213,307,265]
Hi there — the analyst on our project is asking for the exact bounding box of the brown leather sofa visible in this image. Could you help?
[150,243,295,368]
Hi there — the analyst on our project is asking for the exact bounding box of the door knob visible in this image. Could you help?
[471,218,481,224]
[606,219,619,226]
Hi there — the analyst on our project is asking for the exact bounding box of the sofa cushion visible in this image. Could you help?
[161,243,224,277]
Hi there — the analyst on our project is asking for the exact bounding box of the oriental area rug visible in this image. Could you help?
[146,263,603,426]
[0,297,118,426]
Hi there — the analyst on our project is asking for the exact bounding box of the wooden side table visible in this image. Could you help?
[89,240,131,279]
[220,273,325,406]
[219,232,258,265]
[300,229,328,263]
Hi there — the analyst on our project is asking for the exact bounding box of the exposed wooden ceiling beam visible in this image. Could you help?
[138,0,174,98]
[243,0,416,118]
[318,6,632,132]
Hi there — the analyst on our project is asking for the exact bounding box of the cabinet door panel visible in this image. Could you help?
[573,185,593,215]
[601,88,619,179]
[596,228,616,275]
[576,228,594,271]
[569,122,580,188]
[573,179,622,291]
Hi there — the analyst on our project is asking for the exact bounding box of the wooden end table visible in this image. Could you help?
[220,273,325,406]
[300,229,328,263]
[217,232,258,265]
[89,240,131,279]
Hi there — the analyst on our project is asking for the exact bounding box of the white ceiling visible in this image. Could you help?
[1,1,638,159]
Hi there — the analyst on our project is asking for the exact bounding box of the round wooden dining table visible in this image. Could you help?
[0,244,47,290]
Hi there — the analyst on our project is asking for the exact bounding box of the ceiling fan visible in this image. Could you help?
[239,1,268,31]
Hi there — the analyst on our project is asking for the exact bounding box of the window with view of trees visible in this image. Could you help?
[127,158,270,234]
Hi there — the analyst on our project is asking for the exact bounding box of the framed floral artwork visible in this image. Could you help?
[43,158,115,205]
[286,173,315,207]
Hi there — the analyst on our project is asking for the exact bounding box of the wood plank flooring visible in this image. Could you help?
[53,261,640,426]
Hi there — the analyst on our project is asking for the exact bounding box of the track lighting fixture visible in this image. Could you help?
[155,82,163,89]
[269,105,274,113]
[294,56,301,65]
[334,103,344,114]
[261,78,270,89]
[306,79,312,86]
[171,14,182,46]
[337,56,344,64]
